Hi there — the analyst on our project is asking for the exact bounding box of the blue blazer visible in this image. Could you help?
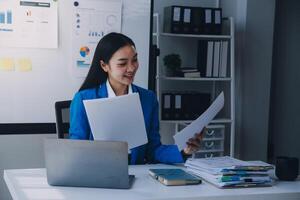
[69,83,183,164]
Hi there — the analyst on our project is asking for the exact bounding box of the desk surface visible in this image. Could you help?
[4,164,300,200]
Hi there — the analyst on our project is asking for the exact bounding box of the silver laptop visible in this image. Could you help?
[44,139,134,189]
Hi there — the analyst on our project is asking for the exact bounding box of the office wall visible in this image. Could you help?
[220,0,247,158]
[221,0,277,161]
[240,0,276,161]
[0,0,151,124]
[269,0,300,171]
[0,134,56,200]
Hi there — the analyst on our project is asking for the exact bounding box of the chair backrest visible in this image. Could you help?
[55,100,71,139]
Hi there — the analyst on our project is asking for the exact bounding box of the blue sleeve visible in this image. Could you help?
[69,92,91,140]
[146,93,184,164]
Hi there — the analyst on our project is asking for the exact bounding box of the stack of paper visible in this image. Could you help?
[185,156,274,188]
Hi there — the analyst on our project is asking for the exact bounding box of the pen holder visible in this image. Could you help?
[275,156,299,181]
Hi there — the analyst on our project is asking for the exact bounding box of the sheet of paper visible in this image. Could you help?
[83,93,148,150]
[0,0,58,48]
[174,92,224,150]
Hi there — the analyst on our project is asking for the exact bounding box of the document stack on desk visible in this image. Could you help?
[185,156,274,188]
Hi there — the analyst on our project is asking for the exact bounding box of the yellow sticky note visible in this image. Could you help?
[0,58,15,71]
[17,58,32,72]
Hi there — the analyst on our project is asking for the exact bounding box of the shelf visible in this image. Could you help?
[161,119,233,124]
[196,149,224,153]
[161,32,232,39]
[159,76,232,81]
[202,137,225,141]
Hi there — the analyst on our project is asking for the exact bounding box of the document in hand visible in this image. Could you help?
[83,93,148,149]
[174,92,224,150]
[149,168,202,186]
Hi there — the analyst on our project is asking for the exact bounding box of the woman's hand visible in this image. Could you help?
[183,129,205,155]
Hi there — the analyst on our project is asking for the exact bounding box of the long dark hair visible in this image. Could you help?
[79,32,135,91]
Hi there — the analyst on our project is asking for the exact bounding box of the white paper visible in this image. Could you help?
[83,93,148,150]
[0,0,58,48]
[174,92,224,150]
[72,0,122,78]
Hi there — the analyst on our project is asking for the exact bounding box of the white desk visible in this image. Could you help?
[4,164,300,200]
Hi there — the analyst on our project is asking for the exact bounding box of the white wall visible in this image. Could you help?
[220,0,247,158]
[0,134,56,200]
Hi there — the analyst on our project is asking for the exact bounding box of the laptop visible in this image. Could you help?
[44,138,134,189]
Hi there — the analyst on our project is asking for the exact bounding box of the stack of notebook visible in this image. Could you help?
[185,156,274,188]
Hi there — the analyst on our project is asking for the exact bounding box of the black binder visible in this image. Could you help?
[163,6,183,33]
[173,94,182,120]
[163,92,211,120]
[213,8,222,34]
[181,92,211,120]
[190,7,205,34]
[161,93,173,120]
[197,40,208,77]
[182,7,192,34]
[203,8,213,34]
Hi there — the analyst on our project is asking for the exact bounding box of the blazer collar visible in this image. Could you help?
[97,82,138,98]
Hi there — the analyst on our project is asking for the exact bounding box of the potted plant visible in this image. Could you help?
[163,54,182,76]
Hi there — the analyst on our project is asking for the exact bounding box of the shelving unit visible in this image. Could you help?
[153,13,235,157]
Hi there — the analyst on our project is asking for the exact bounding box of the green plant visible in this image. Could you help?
[163,54,181,72]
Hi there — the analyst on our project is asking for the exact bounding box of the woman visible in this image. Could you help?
[69,32,203,164]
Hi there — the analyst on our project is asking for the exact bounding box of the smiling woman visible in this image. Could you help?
[69,32,204,165]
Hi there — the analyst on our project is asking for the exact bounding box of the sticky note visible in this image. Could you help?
[17,58,32,72]
[0,58,15,71]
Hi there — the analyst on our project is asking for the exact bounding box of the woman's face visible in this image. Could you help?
[101,45,139,87]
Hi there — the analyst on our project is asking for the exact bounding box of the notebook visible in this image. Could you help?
[149,168,202,186]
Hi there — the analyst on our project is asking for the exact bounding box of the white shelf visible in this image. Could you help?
[196,149,224,153]
[159,76,232,81]
[154,14,235,157]
[202,137,225,141]
[161,32,232,39]
[161,118,233,124]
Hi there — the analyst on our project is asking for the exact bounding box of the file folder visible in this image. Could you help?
[197,40,208,77]
[219,41,228,77]
[206,41,214,77]
[182,7,192,34]
[203,8,213,34]
[191,7,204,34]
[163,6,183,33]
[162,93,173,120]
[213,41,221,77]
[213,8,222,34]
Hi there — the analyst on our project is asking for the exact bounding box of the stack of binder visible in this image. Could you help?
[185,156,274,188]
[197,40,228,77]
[162,92,211,120]
[163,6,222,35]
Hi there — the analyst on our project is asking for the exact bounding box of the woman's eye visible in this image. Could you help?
[118,63,126,66]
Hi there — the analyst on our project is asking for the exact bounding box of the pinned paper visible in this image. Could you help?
[0,58,15,71]
[17,58,32,72]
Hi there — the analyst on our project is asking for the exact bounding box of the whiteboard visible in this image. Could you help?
[0,0,151,123]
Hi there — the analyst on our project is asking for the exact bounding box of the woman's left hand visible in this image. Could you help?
[183,129,205,155]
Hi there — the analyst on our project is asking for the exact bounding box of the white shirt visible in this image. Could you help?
[106,80,133,98]
[106,80,133,153]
